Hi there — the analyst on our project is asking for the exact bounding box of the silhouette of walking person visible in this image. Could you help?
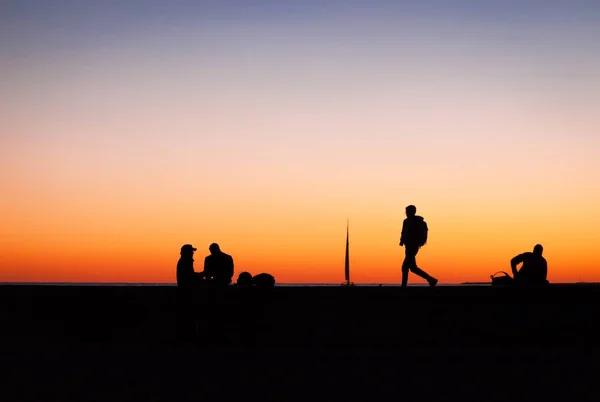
[511,244,549,286]
[203,243,234,287]
[399,205,438,287]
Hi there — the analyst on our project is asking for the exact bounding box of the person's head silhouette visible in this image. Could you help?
[180,244,197,257]
[405,205,416,217]
[209,243,220,254]
[237,271,253,287]
[533,244,543,256]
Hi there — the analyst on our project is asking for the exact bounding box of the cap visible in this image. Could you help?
[181,244,197,252]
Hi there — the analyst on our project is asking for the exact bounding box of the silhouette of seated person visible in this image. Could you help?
[203,243,234,286]
[236,271,275,289]
[176,244,205,288]
[252,273,275,288]
[510,244,549,286]
[236,272,253,287]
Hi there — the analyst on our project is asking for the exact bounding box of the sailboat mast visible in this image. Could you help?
[345,219,350,284]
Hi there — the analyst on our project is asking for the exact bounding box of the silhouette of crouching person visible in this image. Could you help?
[253,273,275,288]
[236,272,253,287]
[234,271,276,343]
[236,272,276,288]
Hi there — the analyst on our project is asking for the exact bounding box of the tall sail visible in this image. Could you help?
[344,220,350,284]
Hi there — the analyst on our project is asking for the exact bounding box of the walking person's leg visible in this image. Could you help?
[409,266,438,286]
[406,245,438,286]
[401,245,418,287]
[401,267,409,287]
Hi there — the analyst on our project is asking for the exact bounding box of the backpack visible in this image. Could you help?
[418,219,428,247]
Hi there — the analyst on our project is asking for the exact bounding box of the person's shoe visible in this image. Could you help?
[428,278,438,287]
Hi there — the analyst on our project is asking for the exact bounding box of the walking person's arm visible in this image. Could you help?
[399,220,406,246]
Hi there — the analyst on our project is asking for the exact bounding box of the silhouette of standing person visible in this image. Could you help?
[175,244,202,340]
[203,243,234,286]
[399,205,438,287]
[511,244,548,286]
[176,244,201,288]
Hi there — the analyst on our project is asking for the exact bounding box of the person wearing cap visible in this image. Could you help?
[175,244,205,340]
[176,244,202,287]
[203,243,234,286]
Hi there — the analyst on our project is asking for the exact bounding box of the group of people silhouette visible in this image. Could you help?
[176,243,234,288]
[176,242,275,289]
[176,204,549,289]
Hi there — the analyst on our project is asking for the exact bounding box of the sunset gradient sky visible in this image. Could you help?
[2,0,600,283]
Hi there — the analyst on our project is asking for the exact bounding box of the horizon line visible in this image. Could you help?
[2,281,600,286]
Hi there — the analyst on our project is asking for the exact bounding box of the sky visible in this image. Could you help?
[1,0,600,284]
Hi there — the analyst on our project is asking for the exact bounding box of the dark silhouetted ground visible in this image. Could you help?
[1,284,598,401]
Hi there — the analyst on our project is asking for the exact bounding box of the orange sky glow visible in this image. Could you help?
[2,2,600,283]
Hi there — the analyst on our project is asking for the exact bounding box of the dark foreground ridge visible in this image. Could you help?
[2,284,599,345]
[2,285,599,401]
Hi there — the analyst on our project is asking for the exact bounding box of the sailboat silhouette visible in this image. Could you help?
[343,220,353,286]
